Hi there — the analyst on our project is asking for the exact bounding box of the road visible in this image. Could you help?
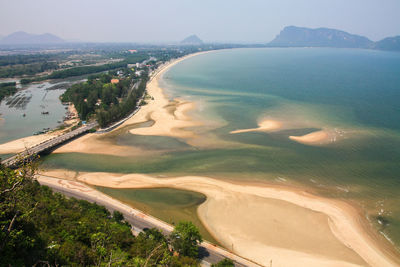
[37,176,261,267]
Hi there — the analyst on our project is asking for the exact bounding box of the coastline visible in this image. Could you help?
[41,170,400,267]
[37,50,400,266]
[3,50,398,266]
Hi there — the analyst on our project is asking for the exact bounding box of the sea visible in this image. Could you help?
[41,48,400,248]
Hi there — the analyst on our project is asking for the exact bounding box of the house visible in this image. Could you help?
[111,79,119,84]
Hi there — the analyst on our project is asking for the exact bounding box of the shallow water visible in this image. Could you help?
[0,80,78,144]
[94,187,217,243]
[43,48,400,248]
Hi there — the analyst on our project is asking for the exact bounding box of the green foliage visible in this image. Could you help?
[0,161,203,266]
[0,61,58,78]
[61,68,148,127]
[113,210,124,222]
[47,61,127,79]
[20,78,32,84]
[212,258,235,267]
[170,221,203,258]
[0,82,17,101]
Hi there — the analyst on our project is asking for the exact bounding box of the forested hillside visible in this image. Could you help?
[0,161,207,266]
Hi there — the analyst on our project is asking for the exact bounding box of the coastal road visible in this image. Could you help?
[37,176,261,267]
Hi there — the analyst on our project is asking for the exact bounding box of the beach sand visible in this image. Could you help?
[42,169,400,267]
[124,54,206,139]
[52,133,150,156]
[289,129,344,146]
[230,119,282,134]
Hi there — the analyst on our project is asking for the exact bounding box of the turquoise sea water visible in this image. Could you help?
[43,48,400,248]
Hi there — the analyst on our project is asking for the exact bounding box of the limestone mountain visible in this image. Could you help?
[181,35,203,45]
[269,26,373,48]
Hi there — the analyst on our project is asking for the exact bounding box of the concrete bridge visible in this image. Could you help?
[1,122,98,167]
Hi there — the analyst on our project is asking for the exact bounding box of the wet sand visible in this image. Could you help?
[230,119,282,134]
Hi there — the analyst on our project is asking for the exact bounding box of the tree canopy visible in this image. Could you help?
[0,159,202,266]
[171,221,203,258]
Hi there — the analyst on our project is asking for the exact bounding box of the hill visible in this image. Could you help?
[0,31,65,45]
[181,35,203,45]
[374,36,400,51]
[269,26,373,48]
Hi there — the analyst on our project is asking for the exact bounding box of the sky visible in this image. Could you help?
[1,0,400,43]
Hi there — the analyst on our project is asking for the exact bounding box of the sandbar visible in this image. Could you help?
[42,169,400,267]
[122,54,208,139]
[52,133,150,157]
[230,119,282,134]
[289,129,341,146]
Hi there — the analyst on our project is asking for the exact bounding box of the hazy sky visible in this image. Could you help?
[1,0,400,43]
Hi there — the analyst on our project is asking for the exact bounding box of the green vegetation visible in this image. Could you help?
[171,221,203,258]
[0,160,203,266]
[0,54,59,78]
[212,258,235,267]
[0,61,58,78]
[47,61,127,79]
[61,69,148,127]
[0,82,17,101]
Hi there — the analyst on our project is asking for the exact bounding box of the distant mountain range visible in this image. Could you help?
[181,35,203,45]
[1,29,399,51]
[0,31,65,45]
[269,26,400,51]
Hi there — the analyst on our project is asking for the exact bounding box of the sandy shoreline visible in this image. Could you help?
[230,119,282,134]
[289,129,345,145]
[52,51,212,155]
[41,169,400,267]
[123,52,208,139]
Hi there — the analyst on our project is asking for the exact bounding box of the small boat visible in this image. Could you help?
[41,111,49,115]
[22,113,26,117]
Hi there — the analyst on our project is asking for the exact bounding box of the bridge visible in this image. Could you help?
[1,122,98,167]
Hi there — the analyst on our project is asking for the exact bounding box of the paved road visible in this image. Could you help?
[1,122,98,167]
[38,177,260,267]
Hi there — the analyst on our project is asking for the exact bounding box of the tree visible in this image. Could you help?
[113,210,124,222]
[170,221,202,258]
[212,258,235,267]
